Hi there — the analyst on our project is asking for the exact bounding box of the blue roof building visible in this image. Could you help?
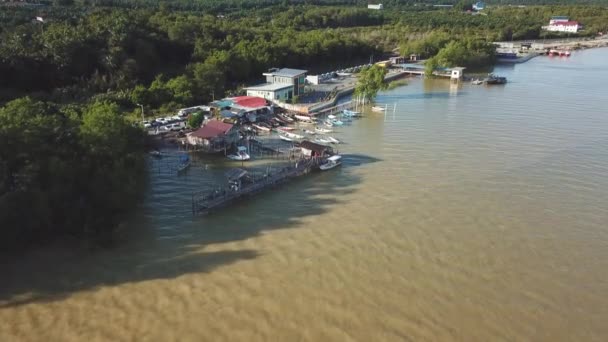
[473,1,485,11]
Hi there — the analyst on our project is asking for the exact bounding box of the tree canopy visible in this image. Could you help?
[354,65,388,102]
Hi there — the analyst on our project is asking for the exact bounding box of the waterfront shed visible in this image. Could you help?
[186,120,239,152]
[299,140,333,158]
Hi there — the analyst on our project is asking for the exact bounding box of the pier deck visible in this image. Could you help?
[191,156,321,215]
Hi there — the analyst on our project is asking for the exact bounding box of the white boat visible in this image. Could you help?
[294,114,314,123]
[324,120,334,127]
[372,106,385,113]
[276,126,296,132]
[343,109,361,117]
[279,134,294,142]
[227,146,250,161]
[319,155,342,171]
[326,136,340,144]
[472,79,483,85]
[282,131,304,139]
[176,155,191,173]
[252,123,271,132]
[303,129,316,135]
[314,137,332,144]
[330,119,344,126]
[328,114,337,119]
[315,127,333,134]
[278,113,294,122]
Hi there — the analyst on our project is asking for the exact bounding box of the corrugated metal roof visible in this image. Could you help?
[264,68,307,77]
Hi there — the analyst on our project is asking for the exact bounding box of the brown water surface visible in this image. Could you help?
[2,48,608,341]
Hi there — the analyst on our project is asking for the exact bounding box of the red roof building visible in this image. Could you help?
[231,96,268,109]
[190,120,234,139]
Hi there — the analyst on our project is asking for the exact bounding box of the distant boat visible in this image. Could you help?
[315,127,333,134]
[177,155,191,174]
[252,123,271,132]
[276,126,296,132]
[277,113,294,122]
[302,129,316,135]
[281,131,304,140]
[320,155,342,171]
[326,136,340,144]
[372,106,385,113]
[227,146,250,161]
[149,150,162,158]
[294,114,314,123]
[343,109,361,117]
[279,134,295,142]
[472,79,483,85]
[330,119,344,126]
[324,120,334,127]
[328,114,337,119]
[315,137,332,144]
[484,74,507,85]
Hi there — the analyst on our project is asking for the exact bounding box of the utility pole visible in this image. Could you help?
[137,103,144,122]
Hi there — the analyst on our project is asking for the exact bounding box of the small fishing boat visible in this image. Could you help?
[471,79,483,85]
[227,146,250,161]
[328,114,337,119]
[343,109,361,117]
[315,127,333,134]
[279,134,295,142]
[330,119,344,126]
[149,150,162,158]
[326,136,340,144]
[294,114,314,123]
[278,113,295,122]
[315,137,332,144]
[176,155,191,173]
[319,155,342,171]
[282,131,304,139]
[303,129,316,135]
[372,106,385,113]
[276,126,296,132]
[324,120,334,127]
[484,74,507,85]
[252,123,271,132]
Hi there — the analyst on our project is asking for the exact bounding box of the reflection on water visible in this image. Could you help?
[1,48,608,342]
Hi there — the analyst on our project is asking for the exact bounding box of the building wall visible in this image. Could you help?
[545,25,579,33]
[247,87,293,101]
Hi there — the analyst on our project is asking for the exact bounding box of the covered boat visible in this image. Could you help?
[320,155,342,171]
[227,146,250,161]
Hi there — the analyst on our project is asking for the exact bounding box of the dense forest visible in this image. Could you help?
[1,0,608,247]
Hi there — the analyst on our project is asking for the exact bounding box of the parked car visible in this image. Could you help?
[142,120,152,128]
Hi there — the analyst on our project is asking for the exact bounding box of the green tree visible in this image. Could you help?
[354,65,388,102]
[187,111,204,128]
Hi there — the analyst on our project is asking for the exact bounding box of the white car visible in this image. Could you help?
[156,117,167,124]
[142,120,152,128]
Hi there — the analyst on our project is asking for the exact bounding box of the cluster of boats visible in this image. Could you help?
[472,74,508,85]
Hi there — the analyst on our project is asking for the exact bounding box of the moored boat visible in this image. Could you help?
[330,119,344,126]
[252,123,271,132]
[326,136,340,144]
[319,155,342,171]
[372,106,385,113]
[315,127,333,134]
[294,114,314,123]
[303,129,316,135]
[176,155,191,173]
[484,74,507,85]
[314,137,332,144]
[343,109,361,117]
[227,146,251,161]
[324,120,334,127]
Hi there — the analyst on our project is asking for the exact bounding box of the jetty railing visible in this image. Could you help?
[191,156,321,215]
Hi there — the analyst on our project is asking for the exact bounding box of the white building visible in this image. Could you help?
[245,83,294,101]
[544,21,580,33]
[367,4,383,10]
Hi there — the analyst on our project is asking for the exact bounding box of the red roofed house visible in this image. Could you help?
[544,18,581,33]
[186,120,240,152]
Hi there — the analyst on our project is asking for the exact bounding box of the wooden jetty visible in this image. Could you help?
[191,156,322,216]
